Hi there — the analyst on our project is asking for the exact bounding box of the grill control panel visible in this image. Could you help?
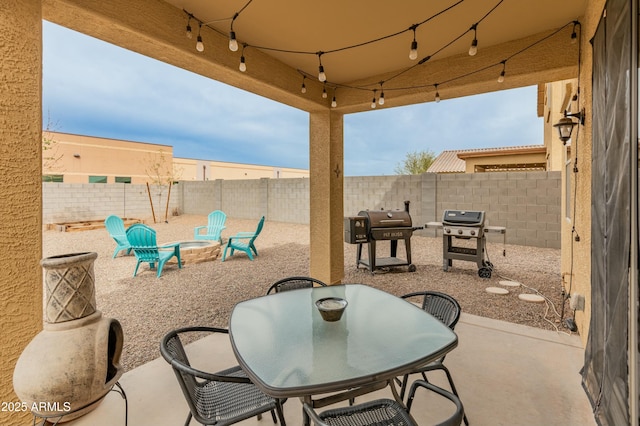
[443,226,481,238]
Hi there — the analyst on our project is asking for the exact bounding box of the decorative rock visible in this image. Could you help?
[518,293,546,303]
[486,286,509,295]
[499,280,521,287]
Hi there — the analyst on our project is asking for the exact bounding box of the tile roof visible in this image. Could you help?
[426,145,546,173]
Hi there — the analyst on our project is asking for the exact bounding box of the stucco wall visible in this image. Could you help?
[1,1,43,425]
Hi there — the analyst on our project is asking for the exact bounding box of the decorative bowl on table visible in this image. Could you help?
[315,297,348,322]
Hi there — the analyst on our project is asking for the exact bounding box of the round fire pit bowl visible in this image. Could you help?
[167,240,220,265]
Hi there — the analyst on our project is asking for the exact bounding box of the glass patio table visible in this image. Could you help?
[229,284,458,421]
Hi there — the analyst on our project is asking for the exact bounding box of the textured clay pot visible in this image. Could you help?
[13,252,124,422]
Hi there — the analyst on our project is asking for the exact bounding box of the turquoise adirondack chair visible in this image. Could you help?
[221,216,265,262]
[126,224,182,277]
[105,215,132,258]
[194,210,227,243]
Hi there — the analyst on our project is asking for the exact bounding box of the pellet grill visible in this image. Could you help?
[426,209,506,279]
[345,201,419,274]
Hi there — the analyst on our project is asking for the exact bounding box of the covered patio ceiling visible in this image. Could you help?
[44,0,587,114]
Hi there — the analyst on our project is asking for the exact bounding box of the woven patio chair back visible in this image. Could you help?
[266,276,328,295]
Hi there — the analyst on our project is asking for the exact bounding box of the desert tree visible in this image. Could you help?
[394,149,436,175]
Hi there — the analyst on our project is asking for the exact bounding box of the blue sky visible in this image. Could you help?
[43,21,543,177]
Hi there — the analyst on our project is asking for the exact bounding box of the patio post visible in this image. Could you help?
[0,1,44,425]
[309,110,344,284]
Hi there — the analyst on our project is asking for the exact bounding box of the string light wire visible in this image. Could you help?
[185,1,576,107]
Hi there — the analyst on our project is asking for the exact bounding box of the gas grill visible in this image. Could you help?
[426,209,506,278]
[344,201,418,274]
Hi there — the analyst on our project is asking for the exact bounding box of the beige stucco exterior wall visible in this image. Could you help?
[44,132,173,183]
[174,157,309,181]
[0,1,43,425]
[43,132,309,183]
[562,0,605,346]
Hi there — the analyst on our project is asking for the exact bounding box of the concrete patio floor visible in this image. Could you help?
[64,313,595,426]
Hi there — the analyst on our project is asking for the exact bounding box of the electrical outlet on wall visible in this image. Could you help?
[570,293,585,311]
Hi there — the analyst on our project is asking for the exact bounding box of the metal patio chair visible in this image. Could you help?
[160,326,286,426]
[266,276,327,295]
[194,210,227,243]
[105,215,132,258]
[303,380,464,426]
[398,291,468,425]
[126,223,181,277]
[221,216,265,261]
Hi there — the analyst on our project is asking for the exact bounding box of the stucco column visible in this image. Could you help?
[0,1,43,425]
[309,110,344,284]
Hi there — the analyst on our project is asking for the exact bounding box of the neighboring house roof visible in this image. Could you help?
[426,150,466,173]
[426,145,546,173]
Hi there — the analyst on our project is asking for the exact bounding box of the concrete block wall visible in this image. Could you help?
[43,172,561,248]
[344,175,423,220]
[435,171,561,248]
[218,178,267,220]
[267,178,310,223]
[42,183,179,223]
[177,180,219,215]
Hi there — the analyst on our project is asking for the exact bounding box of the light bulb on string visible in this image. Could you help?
[468,24,478,56]
[331,91,337,108]
[301,76,307,94]
[570,21,578,44]
[317,53,327,82]
[186,16,192,39]
[229,31,238,52]
[229,13,239,51]
[434,84,441,103]
[378,83,385,105]
[238,44,247,72]
[497,61,506,83]
[409,25,418,60]
[371,90,377,109]
[322,84,327,99]
[196,24,204,52]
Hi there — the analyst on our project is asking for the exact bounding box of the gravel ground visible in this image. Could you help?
[43,214,571,372]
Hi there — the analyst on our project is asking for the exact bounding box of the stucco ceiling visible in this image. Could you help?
[164,0,587,86]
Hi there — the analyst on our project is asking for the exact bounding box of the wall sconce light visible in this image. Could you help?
[73,153,81,158]
[553,109,585,144]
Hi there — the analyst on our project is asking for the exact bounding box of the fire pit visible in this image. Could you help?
[167,240,220,264]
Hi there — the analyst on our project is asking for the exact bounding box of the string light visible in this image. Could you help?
[196,23,204,52]
[497,60,506,83]
[570,21,578,44]
[229,12,239,51]
[409,25,419,60]
[322,83,328,98]
[239,44,247,72]
[468,24,478,56]
[317,52,327,82]
[186,15,193,39]
[331,89,337,108]
[182,2,580,108]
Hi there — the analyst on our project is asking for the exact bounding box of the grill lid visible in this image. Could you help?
[358,210,412,228]
[442,210,485,226]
